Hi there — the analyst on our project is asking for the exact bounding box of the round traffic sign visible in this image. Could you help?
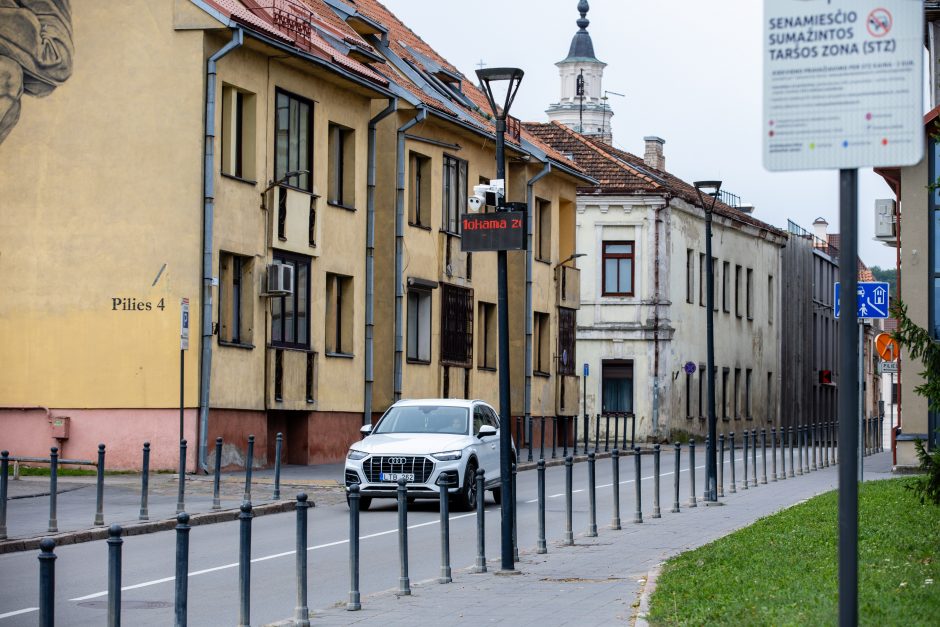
[874,333,899,362]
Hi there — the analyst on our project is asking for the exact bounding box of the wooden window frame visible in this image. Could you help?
[602,240,635,297]
[273,88,314,192]
[270,251,311,350]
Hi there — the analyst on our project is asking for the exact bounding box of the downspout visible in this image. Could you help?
[198,28,243,473]
[652,195,668,439]
[526,163,551,460]
[365,98,398,425]
[394,108,427,401]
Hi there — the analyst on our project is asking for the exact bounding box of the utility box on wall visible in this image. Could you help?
[51,416,70,439]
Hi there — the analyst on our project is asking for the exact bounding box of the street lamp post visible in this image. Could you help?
[476,67,524,572]
[694,180,722,503]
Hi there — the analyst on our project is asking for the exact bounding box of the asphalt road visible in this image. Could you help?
[0,446,788,625]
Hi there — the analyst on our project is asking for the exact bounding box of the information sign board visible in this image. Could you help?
[834,281,890,319]
[460,211,526,252]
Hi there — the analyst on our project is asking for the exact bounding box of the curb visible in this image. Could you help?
[633,563,662,626]
[0,499,304,555]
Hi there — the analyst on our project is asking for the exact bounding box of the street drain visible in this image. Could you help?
[540,576,623,584]
[77,600,172,610]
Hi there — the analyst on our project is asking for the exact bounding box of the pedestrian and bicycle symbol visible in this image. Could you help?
[834,282,890,319]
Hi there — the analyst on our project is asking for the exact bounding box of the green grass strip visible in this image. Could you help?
[648,478,940,626]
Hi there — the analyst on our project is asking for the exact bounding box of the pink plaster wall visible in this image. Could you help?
[0,407,198,471]
[206,409,268,470]
[308,411,362,464]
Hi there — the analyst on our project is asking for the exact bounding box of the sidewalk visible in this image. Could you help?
[283,452,896,626]
[0,463,347,553]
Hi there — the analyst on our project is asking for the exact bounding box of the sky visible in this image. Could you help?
[380,0,911,269]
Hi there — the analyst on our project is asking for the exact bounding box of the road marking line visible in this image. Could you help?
[0,608,38,620]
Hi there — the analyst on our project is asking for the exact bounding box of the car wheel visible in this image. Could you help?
[457,460,478,511]
[491,486,501,504]
[347,492,372,511]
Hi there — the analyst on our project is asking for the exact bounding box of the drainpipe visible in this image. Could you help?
[394,108,427,401]
[526,163,551,456]
[365,98,398,425]
[198,29,243,473]
[651,195,668,440]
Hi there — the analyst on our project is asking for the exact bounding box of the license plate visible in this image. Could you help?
[380,472,415,482]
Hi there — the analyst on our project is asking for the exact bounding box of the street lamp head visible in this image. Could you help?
[476,67,524,120]
[557,252,587,268]
[693,180,723,214]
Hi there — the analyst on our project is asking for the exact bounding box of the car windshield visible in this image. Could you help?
[374,405,470,435]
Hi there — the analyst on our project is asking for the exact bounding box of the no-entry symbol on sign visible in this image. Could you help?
[867,8,892,37]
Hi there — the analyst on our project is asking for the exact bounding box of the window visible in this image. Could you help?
[407,288,432,363]
[533,312,550,374]
[698,364,705,418]
[733,368,741,419]
[768,275,775,324]
[325,273,353,355]
[274,89,313,191]
[442,155,467,234]
[328,123,356,208]
[219,252,253,345]
[712,257,719,311]
[746,268,754,319]
[221,85,256,180]
[699,253,705,306]
[602,241,634,296]
[722,367,730,419]
[602,360,633,413]
[557,307,576,375]
[686,249,695,304]
[685,371,693,419]
[536,198,552,262]
[271,252,310,349]
[441,284,473,366]
[735,265,742,317]
[745,368,752,419]
[722,261,730,312]
[477,301,496,369]
[409,152,431,227]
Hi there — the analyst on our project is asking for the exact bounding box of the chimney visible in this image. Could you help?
[813,217,828,248]
[643,136,665,171]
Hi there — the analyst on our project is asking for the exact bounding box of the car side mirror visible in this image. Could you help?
[477,424,497,439]
[360,424,373,436]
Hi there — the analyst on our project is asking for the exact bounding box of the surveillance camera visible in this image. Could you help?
[468,195,484,213]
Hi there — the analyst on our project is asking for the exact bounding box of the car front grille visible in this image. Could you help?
[363,455,435,483]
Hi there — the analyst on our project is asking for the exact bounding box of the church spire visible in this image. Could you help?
[563,1,600,63]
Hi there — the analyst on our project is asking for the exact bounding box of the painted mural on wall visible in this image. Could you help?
[0,0,73,144]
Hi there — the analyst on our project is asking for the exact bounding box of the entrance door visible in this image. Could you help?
[602,360,633,413]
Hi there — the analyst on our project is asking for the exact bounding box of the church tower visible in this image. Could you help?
[545,1,612,143]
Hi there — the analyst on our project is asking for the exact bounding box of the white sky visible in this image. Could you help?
[381,0,909,269]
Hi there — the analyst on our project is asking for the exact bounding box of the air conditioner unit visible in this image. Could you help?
[266,262,294,296]
[874,199,896,238]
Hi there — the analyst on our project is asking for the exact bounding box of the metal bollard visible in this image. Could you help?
[562,416,569,458]
[174,513,190,627]
[594,413,600,453]
[604,414,611,452]
[672,442,681,513]
[273,433,283,500]
[551,417,558,460]
[396,478,411,595]
[742,431,749,490]
[611,449,622,529]
[212,437,222,511]
[771,428,778,482]
[633,447,643,523]
[0,450,7,540]
[779,427,787,480]
[108,524,123,627]
[294,494,310,625]
[811,423,818,471]
[49,447,59,533]
[474,469,486,572]
[39,538,56,627]
[688,439,697,507]
[760,429,768,485]
[614,416,620,456]
[512,463,519,562]
[652,444,661,518]
[823,421,830,467]
[238,502,252,627]
[176,439,187,515]
[797,425,804,475]
[438,480,452,583]
[751,429,758,487]
[630,414,637,449]
[139,442,150,521]
[347,485,362,610]
[244,435,255,503]
[788,427,795,478]
[717,434,725,497]
[728,433,736,494]
[564,456,574,545]
[587,453,597,536]
[516,418,523,460]
[95,443,106,526]
[537,459,547,553]
[539,417,545,461]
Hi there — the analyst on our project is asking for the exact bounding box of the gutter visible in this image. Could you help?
[365,97,398,424]
[394,108,428,401]
[526,163,552,459]
[651,194,669,439]
[198,28,244,474]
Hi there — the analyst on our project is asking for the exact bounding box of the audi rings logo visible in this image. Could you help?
[387,457,407,466]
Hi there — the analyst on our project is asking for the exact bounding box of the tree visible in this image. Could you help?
[890,301,940,505]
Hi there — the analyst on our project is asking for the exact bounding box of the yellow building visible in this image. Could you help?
[0,0,589,470]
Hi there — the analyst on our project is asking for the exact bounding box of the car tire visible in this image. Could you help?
[491,487,500,504]
[457,460,478,511]
[347,492,372,511]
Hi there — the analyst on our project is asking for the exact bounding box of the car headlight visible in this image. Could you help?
[347,449,369,460]
[432,450,463,461]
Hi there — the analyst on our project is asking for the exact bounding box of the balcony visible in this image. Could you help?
[556,264,580,309]
[266,347,317,410]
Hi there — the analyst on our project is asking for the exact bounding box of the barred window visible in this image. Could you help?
[557,307,576,375]
[441,284,473,366]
